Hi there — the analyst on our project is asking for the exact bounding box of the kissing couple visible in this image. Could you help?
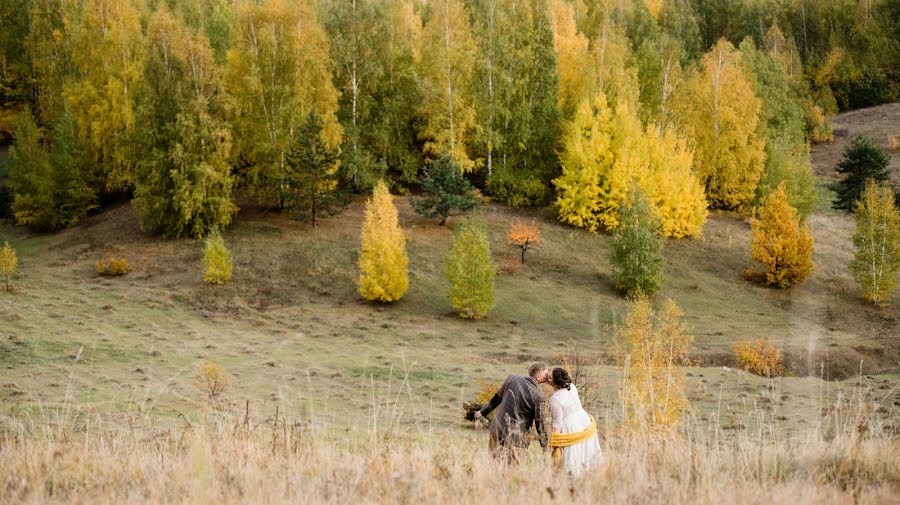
[473,362,602,476]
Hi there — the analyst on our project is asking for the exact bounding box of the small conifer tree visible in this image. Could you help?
[202,230,233,285]
[358,180,409,302]
[747,183,814,288]
[832,135,891,212]
[444,218,496,319]
[283,110,343,227]
[850,181,900,306]
[411,155,480,225]
[611,187,665,299]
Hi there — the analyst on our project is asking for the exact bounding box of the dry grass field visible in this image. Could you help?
[1,104,899,503]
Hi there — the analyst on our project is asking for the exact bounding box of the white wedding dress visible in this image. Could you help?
[550,384,602,477]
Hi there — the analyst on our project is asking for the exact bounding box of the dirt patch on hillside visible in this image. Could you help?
[810,102,900,184]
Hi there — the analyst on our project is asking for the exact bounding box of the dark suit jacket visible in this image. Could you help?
[478,374,548,448]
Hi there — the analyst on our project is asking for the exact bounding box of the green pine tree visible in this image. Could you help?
[832,135,891,212]
[411,155,480,225]
[7,109,54,230]
[444,218,496,319]
[611,186,665,299]
[284,110,345,227]
[49,112,93,229]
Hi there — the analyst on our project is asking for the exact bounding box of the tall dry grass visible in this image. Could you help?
[2,374,898,505]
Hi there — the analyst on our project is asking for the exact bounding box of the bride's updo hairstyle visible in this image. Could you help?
[552,367,572,390]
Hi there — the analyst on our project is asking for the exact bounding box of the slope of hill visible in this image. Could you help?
[1,105,899,434]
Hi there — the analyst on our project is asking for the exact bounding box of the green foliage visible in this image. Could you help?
[831,135,892,212]
[283,110,345,227]
[226,0,342,207]
[474,0,560,201]
[202,230,233,285]
[755,139,817,219]
[610,187,665,299]
[850,182,900,306]
[444,218,496,319]
[411,155,481,225]
[132,9,236,239]
[487,170,550,208]
[7,110,92,231]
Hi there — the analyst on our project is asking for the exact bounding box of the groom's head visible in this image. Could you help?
[528,362,550,384]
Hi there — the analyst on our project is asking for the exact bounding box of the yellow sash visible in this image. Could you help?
[550,415,597,462]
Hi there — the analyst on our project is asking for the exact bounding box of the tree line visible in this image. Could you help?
[0,0,898,238]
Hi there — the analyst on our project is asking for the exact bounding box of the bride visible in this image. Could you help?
[548,367,602,476]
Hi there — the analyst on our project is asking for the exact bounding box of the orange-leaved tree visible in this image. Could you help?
[507,220,541,264]
[358,180,409,302]
[746,183,814,288]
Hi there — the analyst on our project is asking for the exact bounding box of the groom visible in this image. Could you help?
[474,362,551,463]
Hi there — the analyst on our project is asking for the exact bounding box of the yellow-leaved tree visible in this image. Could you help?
[0,241,18,292]
[548,0,591,119]
[64,0,145,191]
[417,0,479,172]
[554,93,707,237]
[615,297,693,432]
[203,230,233,285]
[358,181,409,302]
[671,38,765,210]
[226,0,341,205]
[746,183,814,288]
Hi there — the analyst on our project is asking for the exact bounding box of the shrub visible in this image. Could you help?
[611,187,664,299]
[850,181,900,306]
[411,155,481,226]
[831,135,891,212]
[96,257,129,277]
[358,181,409,302]
[0,241,17,292]
[614,297,693,432]
[487,170,550,208]
[192,361,231,400]
[462,381,500,422]
[804,101,833,143]
[890,135,899,152]
[746,183,814,288]
[202,230,233,285]
[507,219,541,264]
[444,218,496,319]
[733,338,785,377]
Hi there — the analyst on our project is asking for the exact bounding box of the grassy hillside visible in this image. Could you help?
[1,104,899,437]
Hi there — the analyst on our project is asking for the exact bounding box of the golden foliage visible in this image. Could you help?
[554,93,706,237]
[192,361,231,400]
[805,101,834,143]
[507,220,541,264]
[890,135,899,152]
[615,298,693,432]
[463,381,500,422]
[95,256,129,277]
[746,183,814,288]
[733,339,785,377]
[418,0,479,172]
[202,231,233,285]
[548,0,591,117]
[0,241,18,292]
[358,181,409,302]
[671,39,765,209]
